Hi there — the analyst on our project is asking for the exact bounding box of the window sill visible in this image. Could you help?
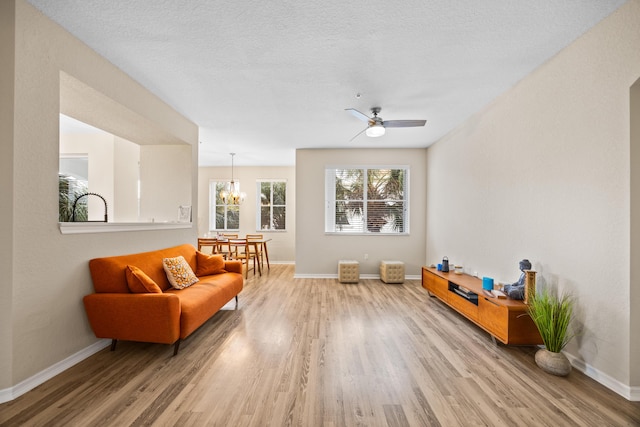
[59,222,192,234]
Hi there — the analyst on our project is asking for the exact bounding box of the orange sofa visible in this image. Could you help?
[84,244,243,355]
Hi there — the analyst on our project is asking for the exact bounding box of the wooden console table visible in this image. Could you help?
[422,267,542,345]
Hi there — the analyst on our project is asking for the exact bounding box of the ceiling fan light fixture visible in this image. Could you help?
[366,123,385,137]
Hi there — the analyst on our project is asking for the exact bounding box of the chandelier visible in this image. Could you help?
[219,153,246,205]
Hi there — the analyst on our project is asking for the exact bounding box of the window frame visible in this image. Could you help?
[209,180,241,231]
[256,179,287,231]
[325,165,409,235]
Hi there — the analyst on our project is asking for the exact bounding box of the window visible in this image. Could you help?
[257,180,286,230]
[325,167,408,234]
[210,181,240,230]
[59,154,88,222]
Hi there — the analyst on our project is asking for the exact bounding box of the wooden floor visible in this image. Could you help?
[1,264,639,426]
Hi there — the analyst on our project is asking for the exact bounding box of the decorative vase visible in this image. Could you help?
[524,270,536,304]
[535,348,571,376]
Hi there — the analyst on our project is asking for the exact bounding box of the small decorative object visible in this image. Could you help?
[178,205,192,223]
[528,288,575,376]
[503,259,532,300]
[491,289,507,299]
[441,256,449,272]
[454,265,463,275]
[482,277,494,290]
[524,270,537,304]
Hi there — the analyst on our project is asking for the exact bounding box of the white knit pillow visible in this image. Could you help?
[162,256,199,289]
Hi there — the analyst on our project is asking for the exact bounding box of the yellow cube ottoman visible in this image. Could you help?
[338,260,359,283]
[380,260,405,284]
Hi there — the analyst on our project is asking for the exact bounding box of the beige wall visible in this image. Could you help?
[1,0,198,397]
[295,148,427,277]
[0,0,16,392]
[631,77,640,386]
[427,0,640,396]
[198,166,296,262]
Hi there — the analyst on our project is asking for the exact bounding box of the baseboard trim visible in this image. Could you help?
[566,352,639,401]
[293,273,337,279]
[0,339,110,404]
[293,274,421,280]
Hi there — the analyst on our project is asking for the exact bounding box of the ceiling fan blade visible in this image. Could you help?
[382,119,427,128]
[345,108,371,122]
[349,126,369,142]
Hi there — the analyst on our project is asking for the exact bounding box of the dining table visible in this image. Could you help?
[245,237,272,270]
[198,236,272,272]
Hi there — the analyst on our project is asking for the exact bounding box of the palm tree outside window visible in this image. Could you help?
[257,180,286,230]
[325,167,408,234]
[209,181,240,231]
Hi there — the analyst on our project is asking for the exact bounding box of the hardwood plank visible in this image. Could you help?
[1,265,639,426]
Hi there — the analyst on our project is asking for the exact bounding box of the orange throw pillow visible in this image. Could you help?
[125,265,162,293]
[196,251,226,276]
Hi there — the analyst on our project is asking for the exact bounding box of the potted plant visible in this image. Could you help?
[528,288,575,376]
[59,173,87,222]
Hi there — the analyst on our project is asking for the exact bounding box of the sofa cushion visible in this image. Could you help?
[195,251,226,276]
[125,265,163,293]
[165,273,244,338]
[163,256,199,289]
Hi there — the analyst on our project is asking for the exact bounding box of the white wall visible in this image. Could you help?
[113,136,140,222]
[140,145,192,223]
[296,148,427,277]
[1,0,198,398]
[198,165,296,262]
[426,0,640,397]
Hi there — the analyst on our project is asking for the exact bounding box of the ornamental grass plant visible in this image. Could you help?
[528,288,575,353]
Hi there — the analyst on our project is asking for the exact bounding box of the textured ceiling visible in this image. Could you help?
[28,0,626,166]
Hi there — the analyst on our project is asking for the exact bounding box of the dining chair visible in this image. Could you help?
[246,234,264,269]
[216,233,238,259]
[197,238,219,255]
[229,238,258,278]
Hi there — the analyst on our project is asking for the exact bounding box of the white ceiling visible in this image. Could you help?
[28,0,626,166]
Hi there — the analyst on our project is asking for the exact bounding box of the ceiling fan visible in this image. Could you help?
[345,107,427,141]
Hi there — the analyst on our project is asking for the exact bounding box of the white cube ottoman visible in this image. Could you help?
[380,260,405,284]
[338,260,359,283]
